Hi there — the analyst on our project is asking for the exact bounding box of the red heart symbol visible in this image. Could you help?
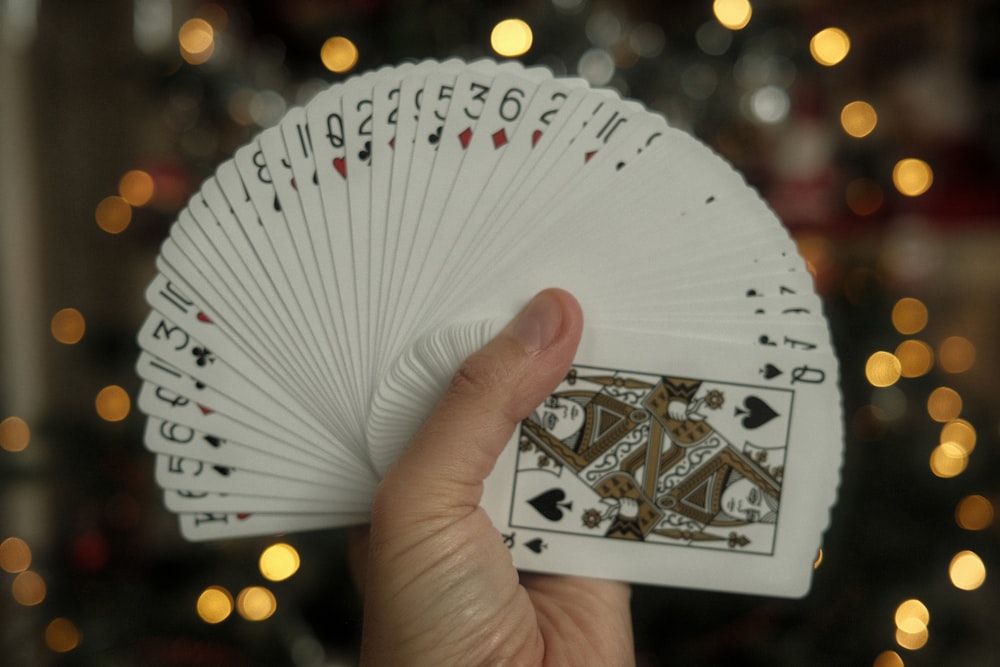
[198,404,214,415]
[236,513,251,521]
[333,156,347,178]
[196,311,213,324]
[531,129,543,147]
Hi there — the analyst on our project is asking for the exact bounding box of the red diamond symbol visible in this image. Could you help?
[492,128,508,149]
[584,150,598,163]
[197,404,214,416]
[459,127,473,148]
[389,136,396,149]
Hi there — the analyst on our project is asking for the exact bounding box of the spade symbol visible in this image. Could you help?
[528,488,572,522]
[204,435,224,448]
[735,396,779,430]
[212,465,232,477]
[525,538,546,554]
[761,364,782,379]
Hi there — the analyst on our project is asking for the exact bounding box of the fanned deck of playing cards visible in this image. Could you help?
[135,58,843,597]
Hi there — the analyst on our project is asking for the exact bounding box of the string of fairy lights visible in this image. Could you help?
[0,0,994,662]
[864,295,992,665]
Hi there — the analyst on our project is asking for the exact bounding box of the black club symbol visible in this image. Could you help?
[192,346,215,367]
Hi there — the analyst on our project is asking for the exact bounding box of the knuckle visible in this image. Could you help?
[445,348,515,400]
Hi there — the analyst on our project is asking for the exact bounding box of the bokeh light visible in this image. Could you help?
[259,542,301,582]
[45,618,82,653]
[630,22,665,58]
[810,27,850,66]
[236,586,277,621]
[12,570,47,606]
[927,386,962,422]
[937,336,975,374]
[178,17,214,65]
[197,585,234,624]
[873,650,904,667]
[846,178,884,216]
[696,20,733,55]
[894,340,933,378]
[893,158,933,197]
[249,89,287,127]
[865,351,901,387]
[929,442,968,478]
[956,494,993,531]
[894,599,929,634]
[196,2,228,31]
[118,169,155,206]
[0,536,32,572]
[713,0,752,31]
[0,416,31,453]
[895,625,928,651]
[320,36,358,73]
[552,0,586,13]
[51,307,86,344]
[577,48,616,86]
[491,18,533,57]
[891,298,928,334]
[841,100,877,138]
[96,385,131,422]
[941,419,976,454]
[870,386,908,422]
[95,195,132,234]
[749,85,790,124]
[949,550,986,590]
[585,9,623,48]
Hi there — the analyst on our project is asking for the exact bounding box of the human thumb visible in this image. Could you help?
[375,288,583,521]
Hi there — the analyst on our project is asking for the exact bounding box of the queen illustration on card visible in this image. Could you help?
[511,365,791,555]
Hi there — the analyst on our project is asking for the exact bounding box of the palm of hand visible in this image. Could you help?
[356,500,634,667]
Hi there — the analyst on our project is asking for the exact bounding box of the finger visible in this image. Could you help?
[380,288,583,513]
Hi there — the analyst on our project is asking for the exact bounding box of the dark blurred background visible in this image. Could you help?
[2,0,999,665]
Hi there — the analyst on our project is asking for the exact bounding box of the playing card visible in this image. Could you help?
[134,58,843,598]
[483,327,840,598]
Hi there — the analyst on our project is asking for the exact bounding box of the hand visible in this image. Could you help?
[666,398,689,422]
[350,289,634,666]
